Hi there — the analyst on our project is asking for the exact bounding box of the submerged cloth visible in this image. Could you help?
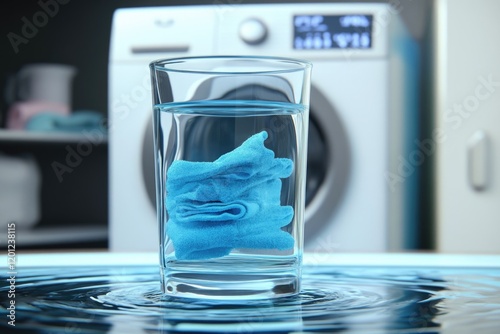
[166,131,295,260]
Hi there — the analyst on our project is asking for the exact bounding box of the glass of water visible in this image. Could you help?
[150,56,312,299]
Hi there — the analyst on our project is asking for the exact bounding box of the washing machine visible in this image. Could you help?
[109,3,420,252]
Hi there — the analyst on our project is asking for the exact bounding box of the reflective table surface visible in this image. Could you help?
[1,252,499,333]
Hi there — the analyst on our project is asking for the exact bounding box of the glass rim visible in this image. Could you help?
[149,55,312,75]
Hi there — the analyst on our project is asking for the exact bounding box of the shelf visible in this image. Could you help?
[0,225,108,248]
[0,129,108,144]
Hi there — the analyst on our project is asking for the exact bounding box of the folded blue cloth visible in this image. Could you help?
[166,131,295,260]
[25,111,104,132]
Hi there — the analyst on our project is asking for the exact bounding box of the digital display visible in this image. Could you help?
[294,14,373,50]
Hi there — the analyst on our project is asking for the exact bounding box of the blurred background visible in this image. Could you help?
[0,0,498,253]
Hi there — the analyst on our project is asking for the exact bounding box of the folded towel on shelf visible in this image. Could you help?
[25,111,104,132]
[5,101,69,130]
[166,130,295,260]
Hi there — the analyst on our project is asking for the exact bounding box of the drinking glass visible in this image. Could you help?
[150,56,312,299]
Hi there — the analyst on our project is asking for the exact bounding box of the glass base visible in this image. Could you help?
[160,255,301,300]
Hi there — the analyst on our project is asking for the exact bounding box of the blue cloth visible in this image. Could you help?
[25,111,104,132]
[166,131,295,260]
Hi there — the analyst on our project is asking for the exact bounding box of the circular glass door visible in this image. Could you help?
[142,85,350,243]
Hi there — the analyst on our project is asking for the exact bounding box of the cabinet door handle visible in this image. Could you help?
[467,130,490,191]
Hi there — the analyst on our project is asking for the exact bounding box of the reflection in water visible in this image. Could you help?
[1,265,500,333]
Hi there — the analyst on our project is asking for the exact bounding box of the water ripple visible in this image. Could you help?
[2,265,500,333]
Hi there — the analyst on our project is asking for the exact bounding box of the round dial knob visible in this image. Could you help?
[239,19,268,45]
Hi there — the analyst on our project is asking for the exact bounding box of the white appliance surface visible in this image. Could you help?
[109,4,419,253]
[434,0,500,253]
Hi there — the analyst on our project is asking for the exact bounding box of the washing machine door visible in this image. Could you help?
[304,86,350,243]
[141,84,350,244]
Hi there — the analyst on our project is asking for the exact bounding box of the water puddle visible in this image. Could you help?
[2,265,500,333]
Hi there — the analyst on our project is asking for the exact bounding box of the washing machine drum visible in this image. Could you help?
[141,86,350,242]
